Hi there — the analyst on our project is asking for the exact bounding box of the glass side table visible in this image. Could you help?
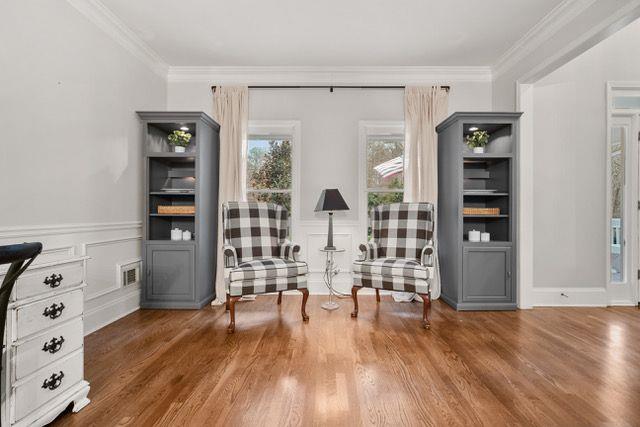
[319,248,345,311]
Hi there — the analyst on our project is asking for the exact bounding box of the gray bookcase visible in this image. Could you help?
[436,112,522,310]
[137,111,220,309]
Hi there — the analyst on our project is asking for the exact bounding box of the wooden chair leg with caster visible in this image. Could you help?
[375,288,380,303]
[299,288,309,321]
[227,296,241,333]
[418,292,431,329]
[351,286,360,317]
[277,291,283,305]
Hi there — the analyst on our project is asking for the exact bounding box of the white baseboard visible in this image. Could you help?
[532,286,608,307]
[84,287,141,335]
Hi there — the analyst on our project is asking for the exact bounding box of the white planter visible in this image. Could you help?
[473,147,485,154]
[173,146,186,153]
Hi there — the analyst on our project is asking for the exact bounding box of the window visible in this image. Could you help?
[609,124,626,283]
[246,136,292,213]
[365,134,404,235]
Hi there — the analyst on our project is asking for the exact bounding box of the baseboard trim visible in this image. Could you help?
[532,286,608,307]
[84,287,141,335]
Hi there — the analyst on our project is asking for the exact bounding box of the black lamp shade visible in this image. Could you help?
[314,189,350,212]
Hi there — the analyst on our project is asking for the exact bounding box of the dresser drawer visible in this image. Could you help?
[14,317,83,380]
[14,261,83,301]
[15,289,84,341]
[13,350,83,423]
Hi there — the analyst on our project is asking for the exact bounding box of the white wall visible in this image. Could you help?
[168,80,491,293]
[530,17,640,305]
[0,0,166,331]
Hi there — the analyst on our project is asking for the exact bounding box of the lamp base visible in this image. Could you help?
[321,300,340,311]
[323,245,336,251]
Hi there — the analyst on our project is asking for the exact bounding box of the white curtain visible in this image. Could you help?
[211,86,248,305]
[403,86,449,300]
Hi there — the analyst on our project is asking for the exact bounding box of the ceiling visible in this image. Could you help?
[102,0,564,67]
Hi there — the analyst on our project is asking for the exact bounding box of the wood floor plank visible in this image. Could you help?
[52,296,640,426]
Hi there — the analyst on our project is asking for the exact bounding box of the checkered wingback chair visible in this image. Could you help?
[222,201,309,333]
[351,203,435,328]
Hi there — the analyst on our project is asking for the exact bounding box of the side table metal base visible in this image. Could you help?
[321,300,340,311]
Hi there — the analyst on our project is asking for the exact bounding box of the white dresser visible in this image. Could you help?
[1,256,90,426]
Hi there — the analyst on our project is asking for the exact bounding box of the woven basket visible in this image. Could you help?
[158,205,195,215]
[463,207,500,216]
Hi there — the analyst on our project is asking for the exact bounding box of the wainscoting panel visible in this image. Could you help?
[0,222,143,335]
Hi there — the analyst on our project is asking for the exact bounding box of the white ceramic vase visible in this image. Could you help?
[473,147,485,154]
[174,146,186,153]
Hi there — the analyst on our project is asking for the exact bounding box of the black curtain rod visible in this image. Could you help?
[211,85,450,93]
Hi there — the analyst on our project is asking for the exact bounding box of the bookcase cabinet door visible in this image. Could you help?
[145,244,195,303]
[462,247,512,303]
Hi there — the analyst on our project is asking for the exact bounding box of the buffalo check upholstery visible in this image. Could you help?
[354,203,435,290]
[351,203,435,328]
[222,202,307,296]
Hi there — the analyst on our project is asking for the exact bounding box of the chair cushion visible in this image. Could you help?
[352,273,429,294]
[228,275,307,297]
[353,258,429,280]
[229,258,308,282]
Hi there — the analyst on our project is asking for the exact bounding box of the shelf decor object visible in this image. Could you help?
[436,112,522,311]
[314,189,350,250]
[137,111,220,309]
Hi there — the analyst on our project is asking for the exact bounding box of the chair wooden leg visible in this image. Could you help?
[351,286,360,318]
[375,288,380,303]
[227,296,241,333]
[418,292,431,329]
[226,293,230,311]
[277,291,283,305]
[299,288,309,322]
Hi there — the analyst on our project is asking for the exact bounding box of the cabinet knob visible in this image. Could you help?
[42,371,65,390]
[42,302,65,319]
[42,336,65,354]
[43,273,64,288]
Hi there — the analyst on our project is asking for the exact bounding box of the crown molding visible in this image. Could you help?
[166,66,492,84]
[492,0,597,79]
[66,0,168,79]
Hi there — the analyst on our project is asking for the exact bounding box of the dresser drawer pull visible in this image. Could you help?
[42,302,65,319]
[42,371,64,391]
[42,336,65,354]
[43,273,64,288]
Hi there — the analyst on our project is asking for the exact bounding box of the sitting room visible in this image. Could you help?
[1,0,640,425]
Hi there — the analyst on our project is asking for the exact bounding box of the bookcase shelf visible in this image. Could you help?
[138,111,220,309]
[437,112,522,311]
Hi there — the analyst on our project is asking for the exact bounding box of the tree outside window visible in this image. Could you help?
[246,138,292,213]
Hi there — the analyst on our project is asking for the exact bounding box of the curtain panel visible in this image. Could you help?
[403,86,449,299]
[212,86,248,305]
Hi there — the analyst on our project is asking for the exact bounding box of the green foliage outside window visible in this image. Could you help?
[247,139,292,213]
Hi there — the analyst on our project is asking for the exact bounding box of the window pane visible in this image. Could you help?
[610,126,625,282]
[247,139,292,190]
[613,96,640,109]
[367,138,404,190]
[247,191,291,214]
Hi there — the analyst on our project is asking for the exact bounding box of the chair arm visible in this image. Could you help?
[280,240,301,261]
[223,244,238,268]
[421,240,435,267]
[357,241,378,261]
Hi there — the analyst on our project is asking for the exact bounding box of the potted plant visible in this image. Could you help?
[465,130,490,154]
[167,130,192,153]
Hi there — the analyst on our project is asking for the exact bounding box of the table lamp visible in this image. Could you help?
[315,189,350,250]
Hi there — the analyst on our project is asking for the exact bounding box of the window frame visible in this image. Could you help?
[358,121,405,241]
[246,121,301,234]
[606,83,640,301]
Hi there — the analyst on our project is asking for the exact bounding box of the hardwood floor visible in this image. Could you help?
[53,296,640,426]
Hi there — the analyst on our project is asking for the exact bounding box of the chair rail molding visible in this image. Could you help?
[0,221,142,239]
